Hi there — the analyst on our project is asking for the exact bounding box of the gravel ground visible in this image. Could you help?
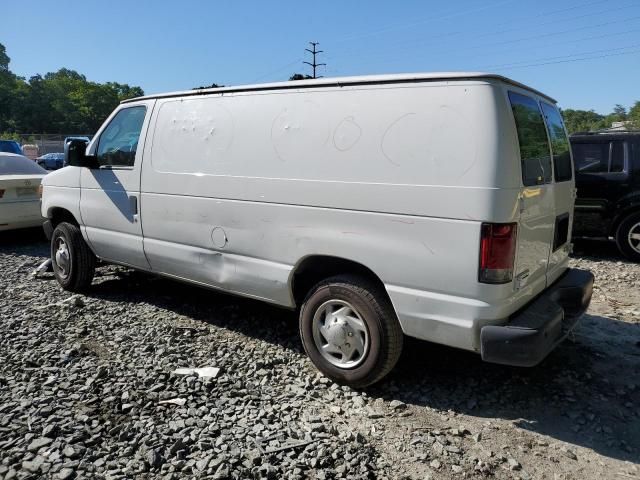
[0,230,639,480]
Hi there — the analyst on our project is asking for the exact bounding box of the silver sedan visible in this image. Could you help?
[0,153,48,231]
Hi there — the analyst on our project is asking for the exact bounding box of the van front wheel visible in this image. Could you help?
[299,275,403,388]
[615,212,640,262]
[51,222,96,291]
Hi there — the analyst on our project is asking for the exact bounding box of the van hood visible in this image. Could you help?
[41,165,81,188]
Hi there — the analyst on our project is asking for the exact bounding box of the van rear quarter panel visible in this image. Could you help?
[140,81,524,351]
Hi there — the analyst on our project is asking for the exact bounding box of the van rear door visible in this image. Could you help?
[508,91,555,292]
[540,102,574,284]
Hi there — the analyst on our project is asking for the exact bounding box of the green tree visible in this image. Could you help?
[561,109,607,134]
[106,82,145,101]
[629,101,640,129]
[0,43,9,71]
[0,43,19,131]
[0,42,144,134]
[289,73,313,80]
[194,83,223,89]
[612,104,627,120]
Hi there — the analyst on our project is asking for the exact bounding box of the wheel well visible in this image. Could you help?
[291,255,387,307]
[610,207,640,237]
[49,208,79,228]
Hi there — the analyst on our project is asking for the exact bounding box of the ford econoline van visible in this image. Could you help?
[41,73,594,387]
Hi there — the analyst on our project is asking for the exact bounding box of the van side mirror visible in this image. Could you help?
[65,138,97,168]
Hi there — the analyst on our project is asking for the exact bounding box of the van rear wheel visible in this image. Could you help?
[615,212,640,262]
[51,222,96,291]
[299,275,403,388]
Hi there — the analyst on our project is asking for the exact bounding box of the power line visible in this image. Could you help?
[330,13,640,73]
[488,48,640,71]
[333,6,640,68]
[472,2,638,41]
[249,0,635,84]
[479,42,640,69]
[426,27,640,71]
[330,0,518,45]
[491,0,617,28]
[328,0,627,61]
[250,58,303,83]
[470,14,640,51]
[303,42,326,79]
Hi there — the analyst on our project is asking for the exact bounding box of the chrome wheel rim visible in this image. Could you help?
[311,299,369,369]
[54,237,71,278]
[629,222,640,254]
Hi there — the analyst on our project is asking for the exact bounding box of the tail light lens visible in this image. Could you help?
[479,222,517,284]
[38,184,43,199]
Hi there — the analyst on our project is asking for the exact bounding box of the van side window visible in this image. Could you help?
[508,92,552,186]
[540,102,572,182]
[96,106,147,168]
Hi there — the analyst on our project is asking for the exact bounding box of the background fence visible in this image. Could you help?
[16,134,93,157]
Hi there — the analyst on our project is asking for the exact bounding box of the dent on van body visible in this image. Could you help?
[140,190,531,350]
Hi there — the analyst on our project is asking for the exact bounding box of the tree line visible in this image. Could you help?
[562,103,640,134]
[0,43,143,135]
[1,41,638,137]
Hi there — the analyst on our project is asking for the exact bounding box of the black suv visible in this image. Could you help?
[570,131,640,261]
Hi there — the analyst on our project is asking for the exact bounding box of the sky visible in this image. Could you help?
[3,0,639,113]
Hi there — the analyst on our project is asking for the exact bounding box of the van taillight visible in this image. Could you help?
[479,223,517,284]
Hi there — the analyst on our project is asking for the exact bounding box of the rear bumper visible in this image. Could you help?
[0,201,43,231]
[480,268,594,367]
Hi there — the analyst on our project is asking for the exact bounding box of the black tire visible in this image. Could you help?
[615,212,640,262]
[299,275,403,388]
[51,222,96,291]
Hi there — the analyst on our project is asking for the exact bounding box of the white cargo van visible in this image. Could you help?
[41,73,593,387]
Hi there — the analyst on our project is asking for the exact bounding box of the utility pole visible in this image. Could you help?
[303,42,326,79]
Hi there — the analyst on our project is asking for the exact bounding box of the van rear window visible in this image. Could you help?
[508,92,552,186]
[540,102,572,182]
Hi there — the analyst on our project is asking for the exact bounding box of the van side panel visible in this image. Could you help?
[145,82,518,209]
[139,81,528,351]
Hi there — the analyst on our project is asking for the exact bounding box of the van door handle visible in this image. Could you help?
[129,195,139,222]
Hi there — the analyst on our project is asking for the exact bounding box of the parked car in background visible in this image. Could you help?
[0,153,47,231]
[570,131,640,261]
[0,140,23,155]
[41,73,594,387]
[37,152,65,170]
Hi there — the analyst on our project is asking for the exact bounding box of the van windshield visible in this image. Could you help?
[508,92,552,186]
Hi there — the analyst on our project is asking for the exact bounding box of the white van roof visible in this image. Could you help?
[122,72,556,104]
